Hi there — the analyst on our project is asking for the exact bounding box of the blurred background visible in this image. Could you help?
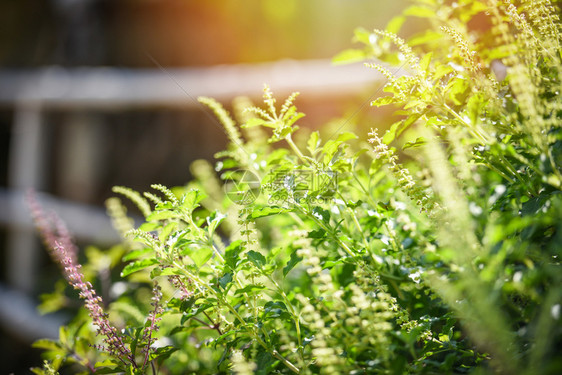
[0,0,410,371]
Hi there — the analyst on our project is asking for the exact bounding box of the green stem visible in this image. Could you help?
[172,262,300,374]
[480,161,515,184]
[211,244,225,263]
[298,203,355,257]
[286,134,308,165]
[443,103,490,144]
[266,275,305,361]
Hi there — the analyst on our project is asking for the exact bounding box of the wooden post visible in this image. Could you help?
[6,103,46,293]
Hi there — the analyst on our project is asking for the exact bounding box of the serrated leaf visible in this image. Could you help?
[149,346,178,362]
[242,117,268,128]
[383,113,423,144]
[159,221,178,243]
[433,64,454,81]
[249,206,289,219]
[312,207,330,224]
[323,132,357,161]
[247,250,267,268]
[207,211,226,237]
[147,210,177,222]
[185,246,213,268]
[264,301,292,320]
[225,240,243,270]
[371,95,395,107]
[219,272,233,289]
[181,189,204,211]
[120,258,159,277]
[181,303,214,324]
[403,137,427,150]
[308,229,327,238]
[283,250,302,276]
[235,284,266,295]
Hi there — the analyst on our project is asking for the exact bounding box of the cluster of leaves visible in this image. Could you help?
[32,0,561,374]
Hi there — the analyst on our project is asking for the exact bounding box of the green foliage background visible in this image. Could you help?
[32,1,562,374]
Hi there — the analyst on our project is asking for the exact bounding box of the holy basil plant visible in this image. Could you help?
[31,1,561,374]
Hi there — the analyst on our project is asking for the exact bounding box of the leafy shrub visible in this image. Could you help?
[31,1,561,374]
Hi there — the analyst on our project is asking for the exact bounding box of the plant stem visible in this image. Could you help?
[286,134,307,165]
[266,275,304,359]
[172,261,300,374]
[443,103,490,143]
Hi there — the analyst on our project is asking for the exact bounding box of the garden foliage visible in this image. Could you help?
[31,0,561,374]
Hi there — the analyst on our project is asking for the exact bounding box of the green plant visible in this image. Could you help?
[31,1,561,374]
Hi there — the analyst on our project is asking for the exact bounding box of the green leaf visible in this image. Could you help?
[120,258,159,277]
[32,339,62,351]
[332,49,366,65]
[149,346,178,362]
[404,5,435,18]
[433,64,454,81]
[312,207,330,224]
[307,131,320,155]
[283,250,302,276]
[308,229,327,238]
[403,137,427,150]
[386,15,406,34]
[168,297,195,312]
[181,303,214,324]
[383,113,423,144]
[264,301,292,320]
[58,326,68,345]
[247,250,267,268]
[249,206,289,219]
[353,27,371,45]
[447,77,470,105]
[242,117,268,128]
[323,132,357,161]
[408,30,443,47]
[419,52,433,75]
[371,95,395,107]
[255,350,276,375]
[138,222,159,232]
[467,93,485,125]
[122,248,152,262]
[335,132,358,143]
[185,246,213,268]
[146,210,177,222]
[94,367,124,374]
[404,100,427,111]
[225,240,243,270]
[207,211,226,237]
[159,221,178,243]
[219,273,233,289]
[181,189,205,211]
[129,327,143,356]
[234,284,266,295]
